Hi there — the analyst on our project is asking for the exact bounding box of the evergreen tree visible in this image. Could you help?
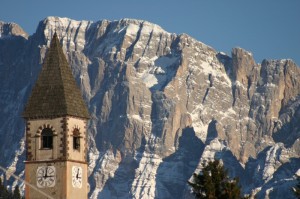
[0,178,4,198]
[12,185,21,199]
[0,178,11,199]
[293,176,300,199]
[1,187,13,199]
[188,160,242,199]
[0,179,24,199]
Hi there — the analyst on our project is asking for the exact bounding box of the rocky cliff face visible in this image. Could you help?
[0,21,28,38]
[0,17,299,198]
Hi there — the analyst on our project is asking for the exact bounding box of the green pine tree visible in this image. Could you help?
[222,177,241,199]
[12,185,21,199]
[3,187,13,199]
[293,176,300,199]
[0,179,24,199]
[188,160,242,199]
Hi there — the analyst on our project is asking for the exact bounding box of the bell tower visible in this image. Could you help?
[23,33,90,199]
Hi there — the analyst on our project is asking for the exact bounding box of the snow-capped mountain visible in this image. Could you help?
[0,16,299,198]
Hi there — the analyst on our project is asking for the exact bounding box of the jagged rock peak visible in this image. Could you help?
[0,21,28,39]
[233,47,253,56]
[115,18,168,33]
[40,17,170,39]
[38,17,92,48]
[37,17,213,53]
[232,47,259,80]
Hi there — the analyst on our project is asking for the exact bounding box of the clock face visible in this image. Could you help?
[72,166,82,188]
[36,166,56,188]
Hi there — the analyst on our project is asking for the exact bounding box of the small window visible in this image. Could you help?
[73,128,80,151]
[73,136,80,150]
[41,128,53,149]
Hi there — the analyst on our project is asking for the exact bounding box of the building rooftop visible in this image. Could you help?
[23,33,90,119]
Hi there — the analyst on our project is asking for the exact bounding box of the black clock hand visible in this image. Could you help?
[76,168,81,179]
[44,167,48,178]
[43,168,46,178]
[42,170,45,179]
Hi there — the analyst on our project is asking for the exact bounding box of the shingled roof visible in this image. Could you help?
[23,33,90,119]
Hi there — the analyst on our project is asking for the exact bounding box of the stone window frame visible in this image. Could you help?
[36,124,57,150]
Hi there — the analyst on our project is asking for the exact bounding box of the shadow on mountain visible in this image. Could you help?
[214,150,246,189]
[272,98,300,148]
[215,150,245,176]
[95,137,147,198]
[242,146,273,193]
[205,119,218,145]
[241,147,300,198]
[255,157,300,199]
[96,158,138,198]
[154,127,204,199]
[92,62,131,151]
[216,52,233,81]
[150,91,175,138]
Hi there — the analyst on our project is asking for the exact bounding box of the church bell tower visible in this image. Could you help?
[23,33,90,199]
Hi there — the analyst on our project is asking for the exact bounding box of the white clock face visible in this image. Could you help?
[72,166,82,188]
[36,166,56,188]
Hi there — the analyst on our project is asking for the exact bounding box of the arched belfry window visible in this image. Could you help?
[41,128,53,149]
[73,128,81,151]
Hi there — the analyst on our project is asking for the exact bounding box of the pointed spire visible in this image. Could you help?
[23,34,90,119]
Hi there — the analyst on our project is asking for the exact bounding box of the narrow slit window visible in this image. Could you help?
[73,136,80,150]
[73,128,80,151]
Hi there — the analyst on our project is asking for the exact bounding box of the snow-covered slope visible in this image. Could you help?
[0,16,299,198]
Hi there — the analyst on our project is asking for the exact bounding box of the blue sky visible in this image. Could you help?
[0,0,299,65]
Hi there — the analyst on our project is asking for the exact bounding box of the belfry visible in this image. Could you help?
[23,33,89,199]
